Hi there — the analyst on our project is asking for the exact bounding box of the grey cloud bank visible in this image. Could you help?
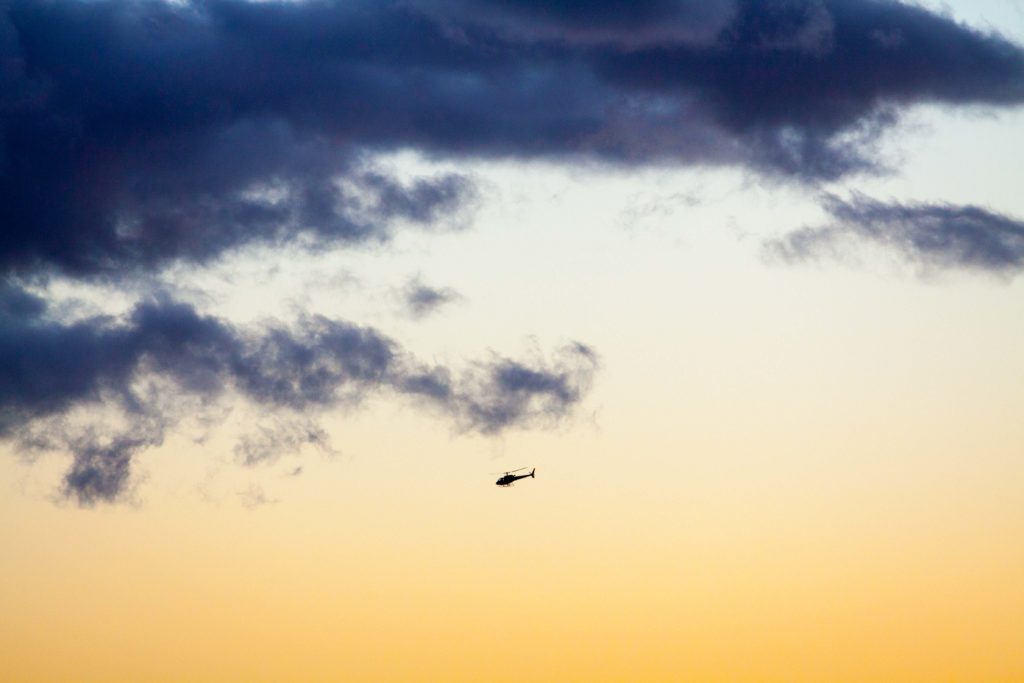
[2,0,1024,280]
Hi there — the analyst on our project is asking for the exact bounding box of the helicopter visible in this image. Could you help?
[495,467,535,487]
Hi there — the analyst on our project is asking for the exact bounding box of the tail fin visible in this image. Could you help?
[530,468,536,478]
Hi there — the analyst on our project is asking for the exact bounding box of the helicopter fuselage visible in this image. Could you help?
[496,468,535,486]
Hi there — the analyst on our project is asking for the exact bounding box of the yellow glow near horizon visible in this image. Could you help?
[3,362,1023,682]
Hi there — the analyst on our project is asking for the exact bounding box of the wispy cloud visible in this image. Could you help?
[234,419,337,467]
[401,277,462,319]
[238,483,278,510]
[766,193,1024,276]
[0,290,597,505]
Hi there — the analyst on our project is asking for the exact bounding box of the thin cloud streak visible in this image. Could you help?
[766,193,1024,276]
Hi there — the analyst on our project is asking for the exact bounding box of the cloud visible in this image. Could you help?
[453,342,600,434]
[1,0,1021,282]
[765,193,1024,276]
[0,290,597,504]
[60,435,149,506]
[0,281,46,317]
[234,419,336,467]
[238,483,278,509]
[415,0,738,47]
[401,277,461,319]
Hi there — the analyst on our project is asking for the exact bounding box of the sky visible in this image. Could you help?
[1,0,1023,681]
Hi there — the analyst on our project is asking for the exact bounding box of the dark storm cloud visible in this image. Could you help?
[0,281,46,317]
[417,0,738,46]
[1,0,1023,280]
[766,194,1024,275]
[593,0,1024,177]
[0,289,596,503]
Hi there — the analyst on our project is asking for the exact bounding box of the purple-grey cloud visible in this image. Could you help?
[0,288,596,504]
[402,277,461,319]
[2,0,1023,279]
[766,193,1024,275]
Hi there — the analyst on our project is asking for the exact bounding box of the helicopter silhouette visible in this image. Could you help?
[494,467,535,487]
